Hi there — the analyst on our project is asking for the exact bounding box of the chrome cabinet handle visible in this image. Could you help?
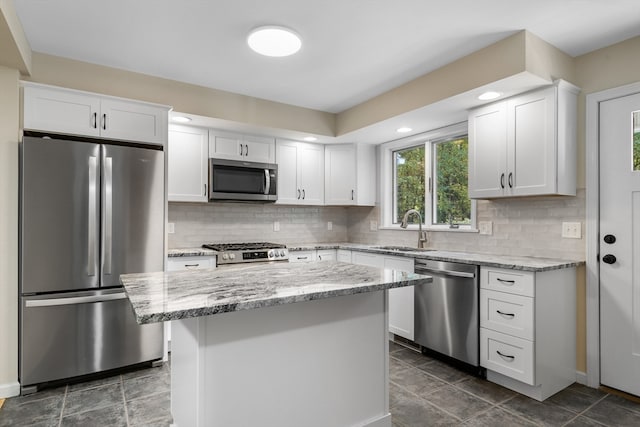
[496,310,515,318]
[496,278,515,284]
[245,144,248,157]
[92,112,97,129]
[240,144,243,156]
[297,189,301,199]
[500,173,505,189]
[102,113,107,130]
[184,264,200,269]
[104,156,113,274]
[302,189,305,199]
[508,172,513,188]
[351,189,354,200]
[297,256,308,260]
[496,350,515,361]
[204,184,207,196]
[88,156,98,276]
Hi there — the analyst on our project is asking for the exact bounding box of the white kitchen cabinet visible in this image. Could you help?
[352,251,415,340]
[324,144,376,206]
[479,266,576,401]
[23,83,168,145]
[288,250,317,263]
[316,249,336,261]
[276,139,324,205]
[468,80,578,199]
[209,130,275,163]
[337,249,353,263]
[168,125,209,202]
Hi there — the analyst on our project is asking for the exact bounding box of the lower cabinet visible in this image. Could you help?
[479,266,576,401]
[288,250,317,263]
[164,256,217,359]
[352,251,415,341]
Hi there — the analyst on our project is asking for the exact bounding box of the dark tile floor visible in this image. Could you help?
[2,343,640,426]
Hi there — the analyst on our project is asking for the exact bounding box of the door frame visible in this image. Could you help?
[585,81,640,388]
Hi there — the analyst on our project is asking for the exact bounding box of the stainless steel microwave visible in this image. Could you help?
[208,158,277,202]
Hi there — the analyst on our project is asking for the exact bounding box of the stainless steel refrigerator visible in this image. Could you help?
[19,135,164,393]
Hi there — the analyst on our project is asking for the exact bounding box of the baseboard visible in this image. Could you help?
[576,371,587,385]
[0,381,20,398]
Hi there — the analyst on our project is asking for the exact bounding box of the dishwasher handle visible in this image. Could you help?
[415,267,476,279]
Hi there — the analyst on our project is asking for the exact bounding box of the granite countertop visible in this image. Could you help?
[120,262,432,324]
[168,243,583,272]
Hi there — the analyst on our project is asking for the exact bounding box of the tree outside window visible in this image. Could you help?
[434,137,471,226]
[394,146,425,223]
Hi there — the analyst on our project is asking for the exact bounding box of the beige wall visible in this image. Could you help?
[0,65,20,395]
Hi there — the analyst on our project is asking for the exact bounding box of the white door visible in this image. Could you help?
[468,102,507,198]
[599,91,640,396]
[325,144,356,205]
[384,256,415,341]
[168,125,209,202]
[275,141,299,204]
[243,135,275,163]
[100,99,165,144]
[298,143,324,205]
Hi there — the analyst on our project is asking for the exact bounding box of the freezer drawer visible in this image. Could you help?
[20,289,162,387]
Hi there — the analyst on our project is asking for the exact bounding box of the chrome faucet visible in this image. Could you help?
[400,209,428,249]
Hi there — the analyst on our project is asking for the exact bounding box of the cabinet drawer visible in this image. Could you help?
[317,250,336,261]
[480,289,534,340]
[481,267,534,297]
[289,250,317,263]
[167,256,216,271]
[480,328,534,385]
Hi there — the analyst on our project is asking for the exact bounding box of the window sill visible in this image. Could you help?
[378,225,479,233]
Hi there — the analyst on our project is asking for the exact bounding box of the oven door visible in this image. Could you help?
[209,158,277,202]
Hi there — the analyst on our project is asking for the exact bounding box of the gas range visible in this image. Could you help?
[201,242,289,265]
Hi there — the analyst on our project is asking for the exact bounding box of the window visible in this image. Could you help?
[634,111,640,171]
[382,123,475,230]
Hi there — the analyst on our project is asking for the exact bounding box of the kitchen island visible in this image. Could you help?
[120,261,432,427]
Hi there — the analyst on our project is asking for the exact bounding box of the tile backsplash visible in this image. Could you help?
[168,203,349,248]
[169,189,585,260]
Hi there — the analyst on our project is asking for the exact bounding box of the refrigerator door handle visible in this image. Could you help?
[88,156,98,277]
[104,156,113,275]
[25,292,127,307]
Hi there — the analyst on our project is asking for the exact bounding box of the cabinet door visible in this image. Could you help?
[351,251,381,267]
[209,131,243,160]
[468,102,508,198]
[168,125,209,202]
[325,144,356,205]
[289,250,317,263]
[355,144,376,206]
[23,86,101,137]
[508,87,556,196]
[275,140,300,204]
[384,256,415,341]
[317,250,336,261]
[100,99,166,144]
[244,135,275,163]
[337,249,352,263]
[298,142,325,205]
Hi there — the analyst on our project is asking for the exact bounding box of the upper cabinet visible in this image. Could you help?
[168,125,209,202]
[209,130,275,163]
[468,80,579,199]
[324,144,376,206]
[276,140,324,205]
[22,83,169,145]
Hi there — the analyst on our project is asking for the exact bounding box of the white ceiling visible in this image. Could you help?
[14,0,640,114]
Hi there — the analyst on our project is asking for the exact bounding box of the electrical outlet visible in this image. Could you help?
[478,221,492,235]
[562,222,581,239]
[369,220,378,231]
[273,221,280,232]
[327,221,333,231]
[167,223,175,234]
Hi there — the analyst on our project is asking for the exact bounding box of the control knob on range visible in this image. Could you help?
[268,250,275,258]
[222,253,229,260]
[229,253,236,260]
[280,250,286,257]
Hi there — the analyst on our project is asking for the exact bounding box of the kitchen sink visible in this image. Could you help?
[371,245,433,252]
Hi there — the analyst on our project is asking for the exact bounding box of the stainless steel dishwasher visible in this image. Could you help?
[414,259,480,368]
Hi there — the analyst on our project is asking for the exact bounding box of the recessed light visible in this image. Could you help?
[478,91,502,101]
[397,127,412,133]
[247,26,302,57]
[303,136,318,142]
[172,116,192,123]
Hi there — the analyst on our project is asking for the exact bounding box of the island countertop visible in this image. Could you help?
[120,261,431,324]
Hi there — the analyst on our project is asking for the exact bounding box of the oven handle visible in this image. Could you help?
[264,169,271,195]
[415,267,475,279]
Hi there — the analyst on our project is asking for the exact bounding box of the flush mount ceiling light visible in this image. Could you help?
[172,116,192,123]
[396,127,412,133]
[247,26,302,57]
[478,91,502,101]
[303,136,318,142]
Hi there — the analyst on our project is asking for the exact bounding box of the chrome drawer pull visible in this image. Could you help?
[496,350,515,361]
[496,278,515,284]
[185,264,200,268]
[496,310,515,318]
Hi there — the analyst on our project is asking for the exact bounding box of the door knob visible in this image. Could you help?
[602,254,617,264]
[604,234,616,244]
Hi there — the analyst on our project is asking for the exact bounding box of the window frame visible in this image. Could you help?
[380,122,477,231]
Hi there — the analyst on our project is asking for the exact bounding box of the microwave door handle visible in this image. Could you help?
[264,169,271,195]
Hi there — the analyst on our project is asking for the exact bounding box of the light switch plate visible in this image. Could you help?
[273,221,280,232]
[369,220,378,231]
[478,221,492,235]
[167,223,175,234]
[562,222,581,239]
